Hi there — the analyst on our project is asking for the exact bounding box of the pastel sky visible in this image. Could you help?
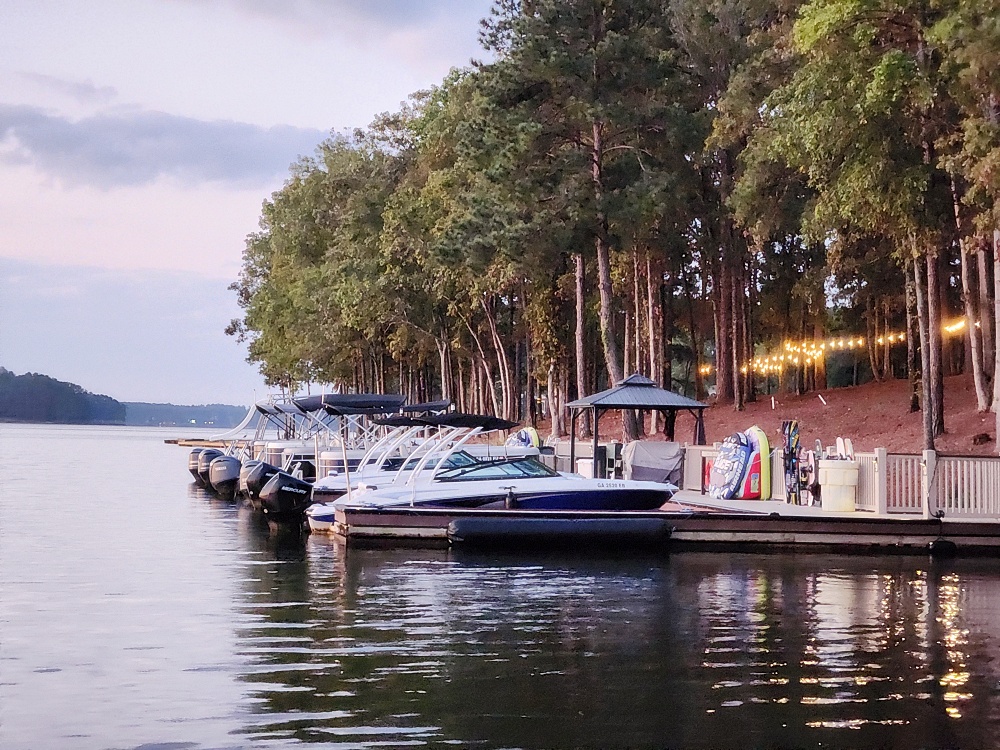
[0,0,494,405]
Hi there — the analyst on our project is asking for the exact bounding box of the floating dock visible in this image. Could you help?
[329,490,1000,555]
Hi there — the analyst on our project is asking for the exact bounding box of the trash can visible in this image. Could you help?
[818,459,859,512]
[576,458,594,478]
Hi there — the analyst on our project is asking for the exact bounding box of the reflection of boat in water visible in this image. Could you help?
[308,413,676,532]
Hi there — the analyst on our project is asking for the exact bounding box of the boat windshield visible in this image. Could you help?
[435,457,558,482]
[396,450,479,472]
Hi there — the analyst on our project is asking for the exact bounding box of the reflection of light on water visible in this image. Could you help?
[936,574,971,719]
[697,563,986,733]
[806,719,909,729]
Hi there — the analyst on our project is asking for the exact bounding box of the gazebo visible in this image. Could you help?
[565,373,708,477]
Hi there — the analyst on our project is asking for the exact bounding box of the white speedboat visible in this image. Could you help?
[306,414,676,532]
[310,415,538,502]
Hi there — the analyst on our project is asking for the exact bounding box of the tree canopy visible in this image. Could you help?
[229,0,1000,451]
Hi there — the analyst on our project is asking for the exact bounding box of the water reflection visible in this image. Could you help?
[228,534,1000,749]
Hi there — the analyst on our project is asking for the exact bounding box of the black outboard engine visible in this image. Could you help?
[238,459,262,498]
[259,470,314,524]
[244,461,281,511]
[188,448,206,485]
[209,455,241,501]
[196,448,223,489]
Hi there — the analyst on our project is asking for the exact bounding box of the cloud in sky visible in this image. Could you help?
[0,104,327,189]
[185,0,490,39]
[0,0,496,402]
[16,72,118,106]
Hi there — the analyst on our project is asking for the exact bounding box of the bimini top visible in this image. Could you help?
[400,399,452,415]
[292,393,407,415]
[373,412,516,432]
[423,412,519,432]
[566,373,707,411]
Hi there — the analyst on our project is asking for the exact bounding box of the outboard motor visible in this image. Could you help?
[196,448,223,489]
[238,459,262,498]
[244,461,281,511]
[259,470,314,525]
[209,455,242,501]
[188,448,206,485]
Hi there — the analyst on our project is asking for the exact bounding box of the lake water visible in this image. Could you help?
[5,424,1000,749]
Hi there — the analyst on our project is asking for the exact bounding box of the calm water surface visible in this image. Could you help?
[4,424,1000,749]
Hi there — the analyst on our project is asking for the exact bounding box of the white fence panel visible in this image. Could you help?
[935,456,1000,519]
[770,450,786,501]
[853,452,879,512]
[885,454,923,514]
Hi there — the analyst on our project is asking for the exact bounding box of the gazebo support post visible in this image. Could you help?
[593,407,601,479]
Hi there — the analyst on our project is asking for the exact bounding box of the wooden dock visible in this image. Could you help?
[329,489,1000,555]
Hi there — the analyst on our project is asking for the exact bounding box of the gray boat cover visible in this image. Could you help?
[623,440,684,485]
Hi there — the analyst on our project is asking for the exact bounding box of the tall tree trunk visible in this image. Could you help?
[633,249,643,377]
[867,297,882,382]
[814,320,827,390]
[953,179,990,410]
[646,253,660,433]
[715,261,733,403]
[436,337,451,402]
[745,257,757,403]
[547,364,561,437]
[684,265,702,400]
[574,252,591,438]
[979,242,994,378]
[591,119,635,439]
[927,253,945,437]
[993,228,1000,454]
[731,265,745,411]
[561,364,570,438]
[482,298,514,420]
[914,253,935,449]
[624,307,632,375]
[906,260,920,412]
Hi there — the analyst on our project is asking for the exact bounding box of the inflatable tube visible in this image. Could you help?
[745,426,771,500]
[708,433,752,500]
[447,517,673,547]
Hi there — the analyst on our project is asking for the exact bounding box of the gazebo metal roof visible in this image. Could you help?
[566,373,708,411]
[566,373,708,476]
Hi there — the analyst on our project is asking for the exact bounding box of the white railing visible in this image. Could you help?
[885,452,923,514]
[682,444,1000,520]
[933,454,1000,519]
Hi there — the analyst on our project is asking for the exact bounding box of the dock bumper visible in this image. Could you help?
[447,516,673,548]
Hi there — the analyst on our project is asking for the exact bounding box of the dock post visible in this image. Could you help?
[874,447,888,516]
[922,449,938,519]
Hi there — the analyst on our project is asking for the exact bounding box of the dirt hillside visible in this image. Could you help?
[546,374,998,457]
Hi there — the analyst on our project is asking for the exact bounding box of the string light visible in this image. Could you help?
[697,318,976,378]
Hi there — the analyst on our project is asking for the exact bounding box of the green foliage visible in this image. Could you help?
[227,0,1000,408]
[0,368,125,424]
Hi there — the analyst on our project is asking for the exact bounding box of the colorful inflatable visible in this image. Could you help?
[708,425,771,500]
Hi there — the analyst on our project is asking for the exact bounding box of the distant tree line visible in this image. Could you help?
[229,0,1000,451]
[124,402,249,427]
[0,368,125,424]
